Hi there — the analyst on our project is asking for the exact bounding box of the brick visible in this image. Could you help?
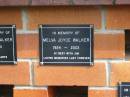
[110,62,130,86]
[95,33,125,59]
[32,0,51,5]
[32,0,112,5]
[116,0,130,4]
[14,89,48,97]
[0,0,28,6]
[73,0,113,5]
[0,62,29,85]
[17,34,39,58]
[88,90,116,97]
[51,0,71,5]
[34,62,106,86]
[0,7,22,29]
[106,6,130,29]
[28,6,101,30]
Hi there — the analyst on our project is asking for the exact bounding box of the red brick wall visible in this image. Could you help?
[0,5,129,97]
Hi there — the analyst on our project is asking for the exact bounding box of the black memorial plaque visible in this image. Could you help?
[118,82,130,97]
[0,25,17,64]
[39,25,94,66]
[0,85,14,97]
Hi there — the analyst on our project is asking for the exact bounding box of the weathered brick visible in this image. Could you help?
[110,62,130,86]
[51,0,70,5]
[32,0,51,5]
[106,6,130,29]
[34,62,106,86]
[88,90,116,97]
[0,0,28,6]
[14,89,48,97]
[31,0,113,5]
[95,33,125,59]
[17,34,39,58]
[0,62,29,85]
[73,0,113,5]
[0,7,22,29]
[28,6,101,30]
[116,0,130,4]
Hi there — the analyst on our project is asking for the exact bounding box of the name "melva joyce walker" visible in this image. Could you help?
[42,38,90,43]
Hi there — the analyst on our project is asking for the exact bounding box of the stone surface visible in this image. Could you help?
[32,0,113,5]
[116,0,130,4]
[0,0,28,6]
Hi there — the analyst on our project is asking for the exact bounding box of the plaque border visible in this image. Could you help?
[39,24,94,66]
[0,25,17,64]
[118,82,130,97]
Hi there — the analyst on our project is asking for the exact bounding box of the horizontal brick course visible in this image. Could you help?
[34,62,106,86]
[28,6,101,30]
[32,0,113,5]
[0,0,28,6]
[116,0,130,4]
[1,0,130,6]
[0,0,113,6]
[14,89,117,97]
